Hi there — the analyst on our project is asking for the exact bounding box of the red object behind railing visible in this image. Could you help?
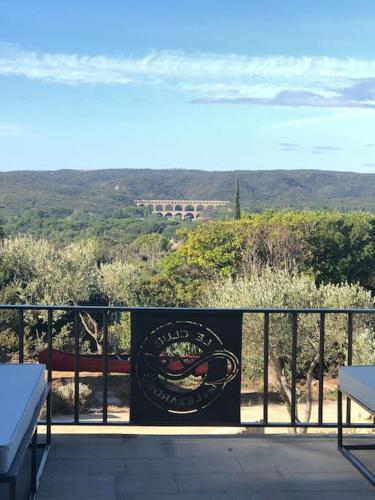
[38,348,208,375]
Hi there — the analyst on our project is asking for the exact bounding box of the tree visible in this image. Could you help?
[129,233,169,261]
[0,236,152,355]
[99,259,142,306]
[306,212,375,287]
[158,222,248,305]
[200,269,374,432]
[240,211,313,274]
[0,237,102,354]
[233,177,241,220]
[162,211,375,291]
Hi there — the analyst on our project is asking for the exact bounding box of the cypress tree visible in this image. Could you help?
[233,177,241,220]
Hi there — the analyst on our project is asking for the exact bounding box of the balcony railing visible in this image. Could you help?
[1,304,374,430]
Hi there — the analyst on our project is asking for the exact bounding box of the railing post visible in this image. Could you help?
[291,312,298,425]
[18,309,24,363]
[46,309,53,434]
[74,310,80,424]
[102,310,109,423]
[318,312,325,424]
[338,388,343,448]
[31,427,37,495]
[346,312,353,424]
[47,310,53,384]
[263,312,269,424]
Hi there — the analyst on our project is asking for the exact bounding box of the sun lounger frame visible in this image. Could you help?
[338,387,375,486]
[0,383,51,500]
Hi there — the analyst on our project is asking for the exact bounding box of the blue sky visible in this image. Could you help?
[1,0,375,172]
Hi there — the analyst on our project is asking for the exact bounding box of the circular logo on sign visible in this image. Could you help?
[135,320,239,414]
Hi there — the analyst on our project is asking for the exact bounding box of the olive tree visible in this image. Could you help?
[200,269,374,430]
[99,259,143,352]
[0,237,58,357]
[0,237,100,355]
[0,237,144,355]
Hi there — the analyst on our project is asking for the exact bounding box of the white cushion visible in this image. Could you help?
[0,364,47,474]
[339,365,375,414]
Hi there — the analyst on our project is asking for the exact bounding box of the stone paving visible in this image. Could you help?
[36,434,375,500]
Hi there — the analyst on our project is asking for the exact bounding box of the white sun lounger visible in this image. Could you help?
[0,364,51,500]
[338,365,375,486]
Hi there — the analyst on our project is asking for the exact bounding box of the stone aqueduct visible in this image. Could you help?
[134,199,231,219]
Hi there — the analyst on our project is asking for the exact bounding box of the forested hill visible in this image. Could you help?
[1,168,375,216]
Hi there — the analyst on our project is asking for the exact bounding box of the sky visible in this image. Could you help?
[1,0,375,173]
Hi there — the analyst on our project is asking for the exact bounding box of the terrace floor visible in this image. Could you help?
[36,432,375,500]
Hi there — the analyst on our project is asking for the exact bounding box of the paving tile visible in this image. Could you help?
[36,493,118,500]
[34,435,375,499]
[51,434,125,444]
[125,456,243,474]
[54,440,166,459]
[258,493,375,500]
[43,458,126,477]
[230,441,278,472]
[122,437,169,457]
[268,440,357,473]
[122,493,262,500]
[163,437,271,459]
[36,476,117,499]
[163,440,238,458]
[283,470,374,491]
[115,473,178,494]
[176,472,292,493]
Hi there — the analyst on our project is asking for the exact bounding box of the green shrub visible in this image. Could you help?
[110,312,131,352]
[200,269,374,426]
[0,329,18,362]
[52,382,92,414]
[52,324,91,354]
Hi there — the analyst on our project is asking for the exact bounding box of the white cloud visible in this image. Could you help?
[0,122,31,136]
[1,44,375,108]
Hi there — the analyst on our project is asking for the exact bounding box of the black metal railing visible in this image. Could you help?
[1,304,374,429]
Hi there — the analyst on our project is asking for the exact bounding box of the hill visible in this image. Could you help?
[1,168,375,216]
[2,168,375,245]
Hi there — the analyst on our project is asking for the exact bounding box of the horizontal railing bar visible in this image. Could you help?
[38,419,375,428]
[3,303,366,430]
[1,304,375,314]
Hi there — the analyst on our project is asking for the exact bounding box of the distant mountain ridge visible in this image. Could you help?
[1,168,375,215]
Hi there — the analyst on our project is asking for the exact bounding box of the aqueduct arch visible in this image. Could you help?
[134,199,231,220]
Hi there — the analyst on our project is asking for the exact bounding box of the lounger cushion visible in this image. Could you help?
[339,365,375,414]
[0,364,47,474]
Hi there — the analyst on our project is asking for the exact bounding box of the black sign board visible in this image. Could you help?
[130,311,242,425]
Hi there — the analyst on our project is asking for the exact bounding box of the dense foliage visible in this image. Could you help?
[2,168,375,243]
[157,211,375,305]
[201,270,374,426]
[1,208,375,425]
